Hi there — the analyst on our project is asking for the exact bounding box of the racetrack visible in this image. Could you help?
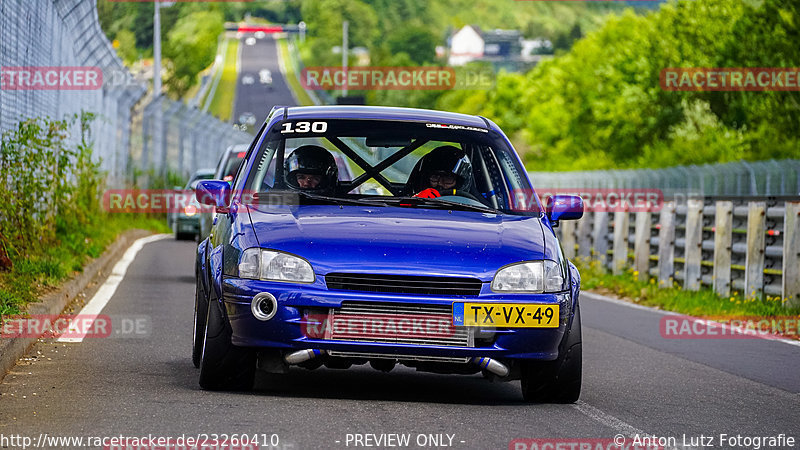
[233,35,297,132]
[1,237,797,449]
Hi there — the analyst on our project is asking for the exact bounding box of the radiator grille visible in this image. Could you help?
[324,302,472,349]
[325,273,482,296]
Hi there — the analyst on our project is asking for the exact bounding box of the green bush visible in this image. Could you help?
[0,112,168,317]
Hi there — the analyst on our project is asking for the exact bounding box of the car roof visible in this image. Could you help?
[193,168,216,176]
[224,144,249,155]
[281,106,490,129]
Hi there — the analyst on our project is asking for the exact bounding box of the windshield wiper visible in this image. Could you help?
[260,190,385,207]
[366,196,499,214]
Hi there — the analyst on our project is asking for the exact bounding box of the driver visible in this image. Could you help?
[408,146,474,198]
[284,145,339,195]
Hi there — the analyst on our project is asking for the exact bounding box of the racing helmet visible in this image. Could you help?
[284,145,338,194]
[409,145,474,194]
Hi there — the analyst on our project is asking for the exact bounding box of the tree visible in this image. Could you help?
[114,30,138,65]
[386,25,438,65]
[163,11,224,97]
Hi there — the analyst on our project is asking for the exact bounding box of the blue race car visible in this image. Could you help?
[193,106,584,402]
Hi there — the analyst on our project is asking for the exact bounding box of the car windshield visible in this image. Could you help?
[186,173,214,190]
[221,153,245,182]
[242,119,541,215]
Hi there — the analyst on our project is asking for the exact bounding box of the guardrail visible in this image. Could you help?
[557,196,800,307]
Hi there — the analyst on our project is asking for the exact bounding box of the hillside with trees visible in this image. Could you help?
[435,0,799,170]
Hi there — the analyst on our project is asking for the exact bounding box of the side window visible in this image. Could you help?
[233,124,267,193]
[480,146,509,210]
[496,149,538,212]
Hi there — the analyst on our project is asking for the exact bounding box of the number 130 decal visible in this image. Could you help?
[280,121,328,134]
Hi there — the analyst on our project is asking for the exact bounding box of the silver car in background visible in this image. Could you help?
[167,168,215,240]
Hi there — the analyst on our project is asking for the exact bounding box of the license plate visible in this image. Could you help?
[452,303,559,328]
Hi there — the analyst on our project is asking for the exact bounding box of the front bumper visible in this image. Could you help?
[220,276,574,361]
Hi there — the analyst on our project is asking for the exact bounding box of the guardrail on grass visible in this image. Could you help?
[557,196,800,307]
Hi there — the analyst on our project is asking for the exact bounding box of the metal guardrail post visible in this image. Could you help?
[744,201,766,299]
[684,199,704,291]
[592,212,609,265]
[712,201,734,297]
[633,210,652,282]
[576,212,593,259]
[559,220,577,259]
[657,202,676,287]
[783,202,800,307]
[612,210,630,275]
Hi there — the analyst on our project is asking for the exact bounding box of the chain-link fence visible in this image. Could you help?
[529,159,800,197]
[1,0,251,188]
[130,95,251,184]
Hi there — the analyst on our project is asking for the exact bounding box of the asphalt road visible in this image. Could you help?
[1,237,798,450]
[233,35,297,132]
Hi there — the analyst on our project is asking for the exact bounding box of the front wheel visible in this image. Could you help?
[198,297,256,390]
[191,279,207,368]
[520,304,582,403]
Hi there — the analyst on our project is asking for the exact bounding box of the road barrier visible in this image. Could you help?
[556,196,800,306]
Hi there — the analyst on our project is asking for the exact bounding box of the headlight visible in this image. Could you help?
[238,248,315,283]
[491,260,565,293]
[184,204,197,217]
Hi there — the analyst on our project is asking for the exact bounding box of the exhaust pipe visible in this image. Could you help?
[285,349,325,365]
[471,357,509,377]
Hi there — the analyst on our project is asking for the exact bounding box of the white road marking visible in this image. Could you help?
[572,400,649,437]
[582,291,800,348]
[581,292,671,315]
[57,234,170,343]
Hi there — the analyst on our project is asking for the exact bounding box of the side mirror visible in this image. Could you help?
[546,194,583,225]
[196,180,231,208]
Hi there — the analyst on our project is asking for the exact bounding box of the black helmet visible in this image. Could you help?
[284,145,338,194]
[409,145,474,194]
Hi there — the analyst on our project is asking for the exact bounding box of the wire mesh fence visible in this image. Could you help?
[1,0,251,189]
[529,159,800,197]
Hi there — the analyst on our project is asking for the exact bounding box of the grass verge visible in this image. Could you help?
[0,215,169,318]
[575,258,800,319]
[206,38,239,122]
[277,38,315,107]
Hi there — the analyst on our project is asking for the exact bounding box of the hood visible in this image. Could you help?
[246,204,547,281]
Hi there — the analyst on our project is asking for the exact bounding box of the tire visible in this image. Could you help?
[521,304,582,403]
[198,295,256,391]
[191,279,207,368]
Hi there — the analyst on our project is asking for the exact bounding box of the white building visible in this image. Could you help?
[447,25,484,66]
